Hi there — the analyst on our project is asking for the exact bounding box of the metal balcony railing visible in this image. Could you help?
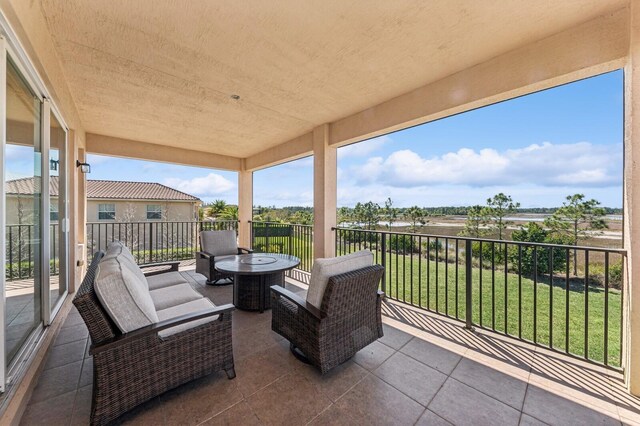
[334,226,626,368]
[85,220,239,264]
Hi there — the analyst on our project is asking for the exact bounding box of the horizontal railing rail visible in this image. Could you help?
[250,221,314,273]
[333,226,626,369]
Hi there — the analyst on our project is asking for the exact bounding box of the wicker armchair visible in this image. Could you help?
[271,264,385,374]
[196,230,252,285]
[73,252,235,425]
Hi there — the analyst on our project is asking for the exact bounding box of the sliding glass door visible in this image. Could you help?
[0,41,69,390]
[4,57,43,368]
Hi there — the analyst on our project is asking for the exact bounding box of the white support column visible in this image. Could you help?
[625,2,640,396]
[313,124,337,259]
[238,165,253,249]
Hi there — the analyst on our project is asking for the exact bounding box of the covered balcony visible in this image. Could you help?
[1,1,640,425]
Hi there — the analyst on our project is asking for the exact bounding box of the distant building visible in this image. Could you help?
[6,177,201,224]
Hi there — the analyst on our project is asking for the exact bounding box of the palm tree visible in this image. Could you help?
[219,206,238,221]
[208,199,227,218]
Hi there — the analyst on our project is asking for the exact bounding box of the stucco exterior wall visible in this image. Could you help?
[6,196,198,225]
[85,200,198,223]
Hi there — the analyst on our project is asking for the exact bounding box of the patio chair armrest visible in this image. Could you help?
[238,247,253,254]
[270,285,325,320]
[197,251,211,260]
[90,304,235,355]
[139,261,180,276]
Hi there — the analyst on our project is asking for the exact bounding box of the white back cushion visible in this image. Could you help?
[95,252,159,333]
[306,250,374,309]
[200,230,238,256]
[104,241,149,288]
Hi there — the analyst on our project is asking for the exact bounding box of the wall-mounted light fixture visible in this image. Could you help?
[76,160,91,174]
[50,159,59,171]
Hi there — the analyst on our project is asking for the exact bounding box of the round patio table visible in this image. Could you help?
[215,253,300,312]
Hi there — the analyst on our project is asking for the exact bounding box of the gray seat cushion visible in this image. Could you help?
[156,298,219,339]
[150,283,203,311]
[200,230,238,256]
[95,253,159,333]
[146,271,189,290]
[306,250,374,309]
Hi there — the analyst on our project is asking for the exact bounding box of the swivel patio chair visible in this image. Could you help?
[270,250,384,374]
[196,230,252,285]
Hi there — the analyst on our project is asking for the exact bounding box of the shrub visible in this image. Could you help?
[590,261,624,290]
[390,234,418,253]
[471,241,505,265]
[508,223,569,276]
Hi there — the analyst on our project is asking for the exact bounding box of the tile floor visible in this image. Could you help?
[19,269,640,425]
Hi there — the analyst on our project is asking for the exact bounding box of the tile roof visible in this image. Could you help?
[6,177,200,201]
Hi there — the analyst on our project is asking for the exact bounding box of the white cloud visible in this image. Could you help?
[163,173,235,197]
[348,142,621,188]
[338,135,390,159]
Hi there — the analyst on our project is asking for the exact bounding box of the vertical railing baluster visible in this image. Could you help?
[149,221,154,263]
[604,252,609,366]
[518,244,522,339]
[491,242,495,331]
[445,237,449,316]
[381,234,387,296]
[549,246,554,348]
[565,248,570,353]
[426,236,430,309]
[479,241,483,327]
[504,242,508,334]
[456,239,460,319]
[533,246,538,344]
[435,237,439,313]
[418,235,422,309]
[465,239,472,329]
[410,235,414,305]
[585,250,590,359]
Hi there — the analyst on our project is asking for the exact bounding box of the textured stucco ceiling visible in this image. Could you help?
[40,0,625,158]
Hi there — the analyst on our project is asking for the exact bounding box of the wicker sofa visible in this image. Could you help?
[73,242,235,425]
[195,230,252,285]
[271,250,385,374]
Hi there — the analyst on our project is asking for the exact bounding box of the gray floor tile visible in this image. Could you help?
[374,351,447,406]
[429,378,521,426]
[400,338,461,375]
[451,358,528,409]
[522,385,620,426]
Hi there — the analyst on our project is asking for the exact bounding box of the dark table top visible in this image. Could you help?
[214,253,300,275]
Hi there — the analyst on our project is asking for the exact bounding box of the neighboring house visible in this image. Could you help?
[6,177,201,224]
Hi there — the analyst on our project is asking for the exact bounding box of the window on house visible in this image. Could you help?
[50,204,59,221]
[146,204,162,220]
[98,203,116,220]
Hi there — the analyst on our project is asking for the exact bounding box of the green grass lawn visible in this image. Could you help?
[353,246,622,367]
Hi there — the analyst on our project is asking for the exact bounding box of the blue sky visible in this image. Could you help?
[258,70,623,208]
[7,70,623,209]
